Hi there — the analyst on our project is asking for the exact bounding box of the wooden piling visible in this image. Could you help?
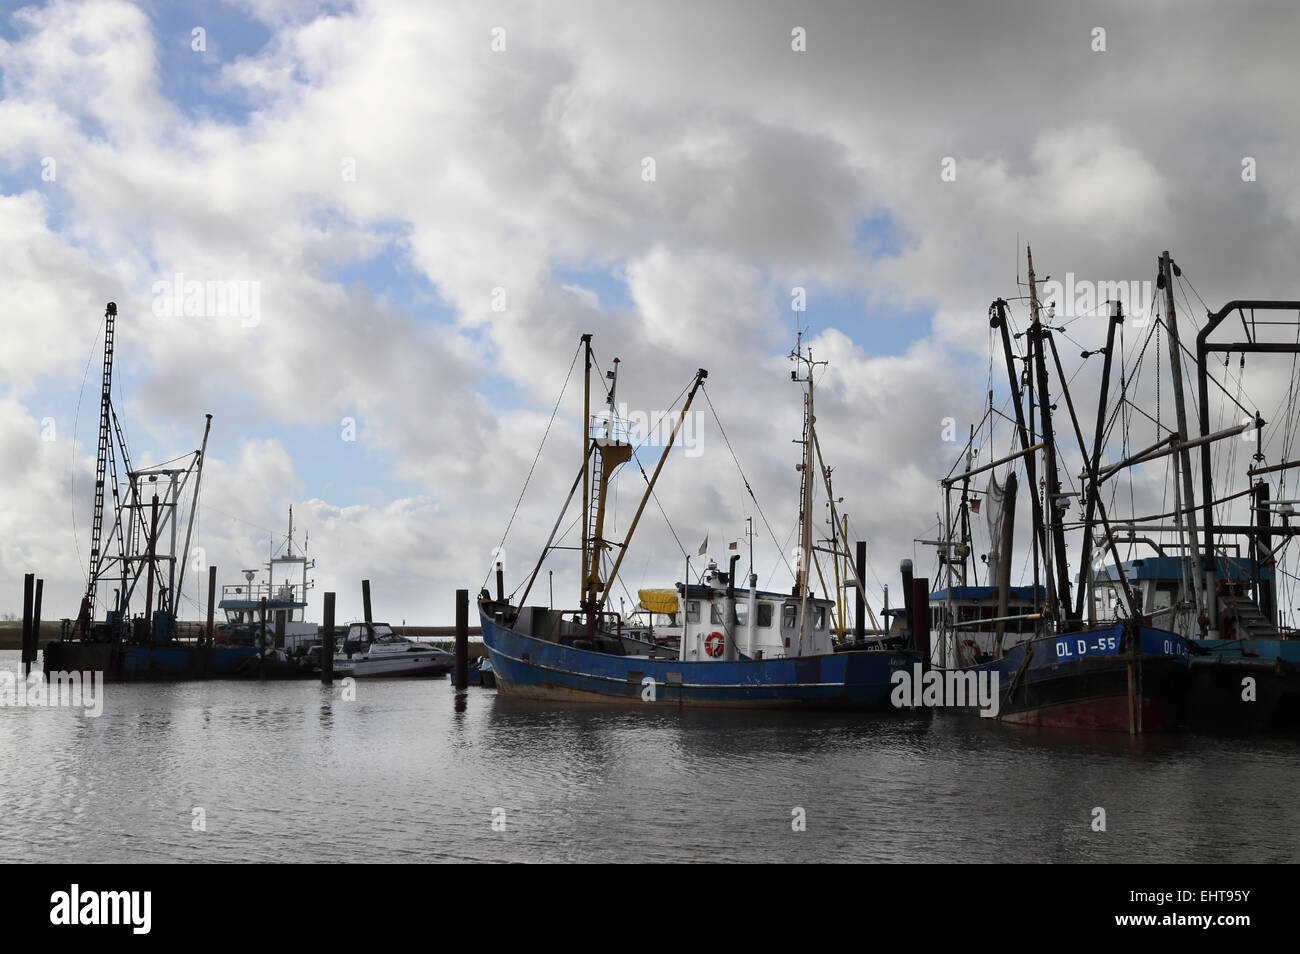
[362,579,374,639]
[454,589,468,690]
[854,542,866,641]
[31,579,43,673]
[259,596,268,680]
[205,565,217,644]
[21,573,34,677]
[321,592,335,684]
[274,609,286,649]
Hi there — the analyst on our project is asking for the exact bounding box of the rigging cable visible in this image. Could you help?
[482,338,583,591]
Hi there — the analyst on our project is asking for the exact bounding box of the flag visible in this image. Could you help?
[698,534,708,556]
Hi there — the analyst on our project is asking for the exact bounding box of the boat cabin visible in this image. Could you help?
[677,561,835,660]
[926,584,1046,668]
[1091,555,1276,638]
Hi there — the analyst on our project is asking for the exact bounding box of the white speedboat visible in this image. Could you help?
[333,622,455,677]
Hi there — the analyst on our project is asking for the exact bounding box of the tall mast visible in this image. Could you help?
[991,298,1047,615]
[791,334,825,650]
[1159,251,1208,636]
[596,367,708,613]
[1027,247,1073,622]
[580,333,593,611]
[582,345,631,625]
[1075,301,1123,623]
[174,413,212,616]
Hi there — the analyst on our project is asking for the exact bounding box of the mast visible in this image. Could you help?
[1026,247,1073,623]
[791,334,825,650]
[991,297,1047,615]
[583,350,632,626]
[174,413,212,617]
[1159,251,1208,637]
[958,425,974,586]
[1075,301,1122,623]
[579,333,593,614]
[595,367,708,613]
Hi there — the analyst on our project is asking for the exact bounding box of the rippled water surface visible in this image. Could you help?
[2,650,1297,863]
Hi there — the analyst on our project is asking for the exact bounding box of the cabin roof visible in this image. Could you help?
[676,583,832,605]
[1091,555,1269,582]
[218,599,306,609]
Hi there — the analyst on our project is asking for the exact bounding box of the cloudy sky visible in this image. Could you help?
[3,0,1300,627]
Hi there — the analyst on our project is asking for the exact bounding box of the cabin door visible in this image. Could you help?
[779,602,800,655]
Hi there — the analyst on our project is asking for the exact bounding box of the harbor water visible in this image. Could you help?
[2,651,1297,863]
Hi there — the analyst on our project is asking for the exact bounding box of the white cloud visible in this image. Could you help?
[3,0,1299,622]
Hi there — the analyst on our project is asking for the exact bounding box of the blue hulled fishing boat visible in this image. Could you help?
[479,333,923,709]
[904,249,1192,732]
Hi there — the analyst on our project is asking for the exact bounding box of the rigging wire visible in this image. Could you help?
[483,338,583,591]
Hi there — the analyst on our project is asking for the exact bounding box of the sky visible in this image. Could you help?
[3,0,1300,626]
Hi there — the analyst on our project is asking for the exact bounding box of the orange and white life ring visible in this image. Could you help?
[705,631,725,657]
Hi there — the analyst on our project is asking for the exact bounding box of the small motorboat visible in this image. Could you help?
[333,623,455,677]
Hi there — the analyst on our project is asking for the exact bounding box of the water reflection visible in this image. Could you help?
[1,651,1297,863]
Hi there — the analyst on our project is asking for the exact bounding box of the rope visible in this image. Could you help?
[701,386,793,584]
[483,338,583,590]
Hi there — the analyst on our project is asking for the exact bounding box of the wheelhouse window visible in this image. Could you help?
[757,603,773,627]
[685,600,700,624]
[782,604,797,630]
[710,603,724,624]
[734,603,749,626]
[815,607,827,631]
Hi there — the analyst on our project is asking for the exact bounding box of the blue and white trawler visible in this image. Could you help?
[479,333,922,709]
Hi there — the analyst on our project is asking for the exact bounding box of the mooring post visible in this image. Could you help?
[362,579,374,639]
[911,577,932,665]
[854,541,866,642]
[259,596,268,680]
[321,592,336,685]
[205,565,216,644]
[454,589,468,690]
[32,578,43,675]
[21,573,34,677]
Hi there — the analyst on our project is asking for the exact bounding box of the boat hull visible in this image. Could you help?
[42,640,262,682]
[481,609,922,710]
[1188,639,1300,729]
[973,625,1190,732]
[334,653,454,677]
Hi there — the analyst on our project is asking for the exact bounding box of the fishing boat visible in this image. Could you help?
[334,622,455,677]
[1090,555,1299,727]
[479,333,923,709]
[216,508,320,655]
[907,250,1192,732]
